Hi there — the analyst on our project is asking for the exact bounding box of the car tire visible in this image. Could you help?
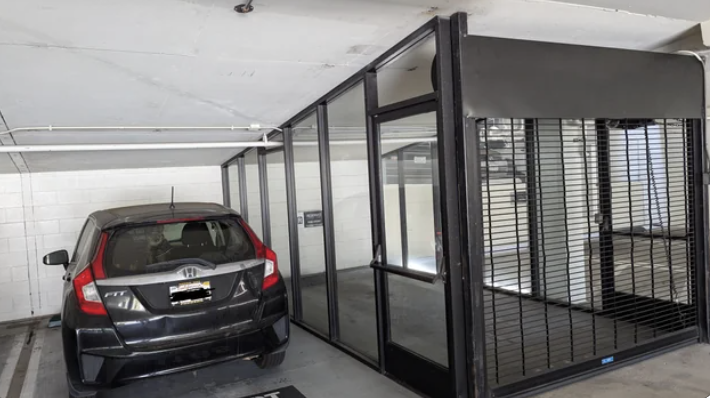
[68,389,98,398]
[254,352,285,369]
[67,373,99,398]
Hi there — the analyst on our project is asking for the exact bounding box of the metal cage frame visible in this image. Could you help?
[219,12,709,398]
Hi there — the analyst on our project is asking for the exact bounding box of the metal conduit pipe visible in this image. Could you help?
[0,141,283,153]
[0,125,282,135]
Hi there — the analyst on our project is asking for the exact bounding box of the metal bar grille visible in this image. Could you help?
[479,118,699,389]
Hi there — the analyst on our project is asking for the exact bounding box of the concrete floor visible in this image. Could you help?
[0,320,417,398]
[536,344,710,398]
[1,318,709,398]
[298,268,667,387]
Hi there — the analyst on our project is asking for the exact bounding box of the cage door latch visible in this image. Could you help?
[595,213,612,231]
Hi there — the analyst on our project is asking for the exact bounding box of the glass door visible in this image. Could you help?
[371,110,450,398]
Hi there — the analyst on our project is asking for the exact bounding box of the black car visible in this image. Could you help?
[43,203,289,398]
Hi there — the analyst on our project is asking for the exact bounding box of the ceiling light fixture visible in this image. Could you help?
[234,0,254,14]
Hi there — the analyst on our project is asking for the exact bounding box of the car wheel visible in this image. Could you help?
[254,352,286,369]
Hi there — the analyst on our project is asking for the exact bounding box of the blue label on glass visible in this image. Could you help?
[601,356,614,365]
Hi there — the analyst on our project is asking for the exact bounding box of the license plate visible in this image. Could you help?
[169,281,212,306]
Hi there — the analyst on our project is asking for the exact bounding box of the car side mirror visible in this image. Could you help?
[43,250,69,268]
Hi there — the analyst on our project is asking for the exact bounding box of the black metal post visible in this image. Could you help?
[221,165,231,208]
[317,103,340,341]
[283,127,303,321]
[437,15,472,398]
[237,156,249,221]
[689,119,709,343]
[258,150,271,247]
[430,142,443,269]
[524,119,541,298]
[595,119,616,310]
[365,71,390,372]
[397,149,409,269]
[451,11,488,398]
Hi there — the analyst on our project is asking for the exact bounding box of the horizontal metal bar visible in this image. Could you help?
[490,329,698,397]
[369,263,438,284]
[370,93,438,118]
[95,259,264,286]
[0,142,283,153]
[0,125,282,135]
[374,98,438,124]
[611,231,688,241]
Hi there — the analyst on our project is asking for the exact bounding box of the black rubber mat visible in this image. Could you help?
[241,386,306,398]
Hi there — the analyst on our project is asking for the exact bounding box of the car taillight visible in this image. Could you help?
[263,247,279,290]
[73,268,107,316]
[73,232,109,316]
[240,220,280,291]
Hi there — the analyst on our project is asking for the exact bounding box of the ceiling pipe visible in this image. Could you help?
[0,141,283,153]
[0,125,282,135]
[292,137,437,146]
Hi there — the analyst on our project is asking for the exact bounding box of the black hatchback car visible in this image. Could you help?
[43,203,289,398]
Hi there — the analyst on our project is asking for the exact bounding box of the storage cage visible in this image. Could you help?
[452,14,709,397]
[220,12,708,398]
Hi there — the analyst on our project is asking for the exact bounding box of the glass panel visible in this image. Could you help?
[380,111,447,366]
[377,34,436,107]
[228,163,240,213]
[266,149,293,316]
[388,274,447,367]
[381,112,439,273]
[327,82,377,360]
[244,150,262,238]
[292,112,329,335]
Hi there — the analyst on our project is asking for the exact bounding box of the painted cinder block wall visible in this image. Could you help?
[0,167,223,322]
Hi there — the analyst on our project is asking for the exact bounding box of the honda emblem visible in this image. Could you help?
[180,266,200,279]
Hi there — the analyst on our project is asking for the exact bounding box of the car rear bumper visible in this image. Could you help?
[68,314,289,393]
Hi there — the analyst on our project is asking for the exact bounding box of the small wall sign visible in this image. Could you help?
[303,210,323,228]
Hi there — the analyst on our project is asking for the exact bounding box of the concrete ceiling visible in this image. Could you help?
[0,0,707,173]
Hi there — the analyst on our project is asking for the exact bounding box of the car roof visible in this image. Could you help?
[90,202,238,229]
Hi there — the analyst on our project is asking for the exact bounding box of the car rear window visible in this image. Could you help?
[103,218,256,278]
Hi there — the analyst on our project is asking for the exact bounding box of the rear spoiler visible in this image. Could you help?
[101,212,241,230]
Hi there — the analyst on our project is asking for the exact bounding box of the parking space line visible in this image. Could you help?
[0,332,27,398]
[6,322,39,398]
[19,328,45,398]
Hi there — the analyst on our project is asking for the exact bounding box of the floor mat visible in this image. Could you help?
[242,386,306,398]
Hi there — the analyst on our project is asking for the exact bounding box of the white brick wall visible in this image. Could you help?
[0,174,30,322]
[0,166,223,321]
